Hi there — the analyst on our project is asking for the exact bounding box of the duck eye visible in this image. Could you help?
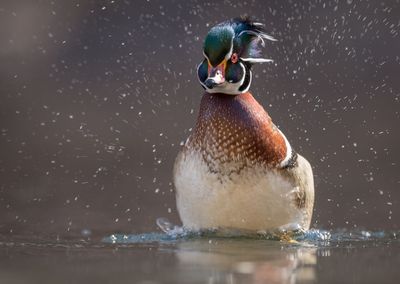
[230,53,238,63]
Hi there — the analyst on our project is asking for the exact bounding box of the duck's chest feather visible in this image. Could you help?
[174,92,313,231]
[187,92,290,173]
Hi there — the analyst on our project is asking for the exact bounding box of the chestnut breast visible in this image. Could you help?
[188,92,288,170]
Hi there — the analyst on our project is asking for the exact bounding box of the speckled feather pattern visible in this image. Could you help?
[174,92,314,231]
[189,92,287,170]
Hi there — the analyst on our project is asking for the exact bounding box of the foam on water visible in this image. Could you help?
[2,219,396,248]
[101,217,398,246]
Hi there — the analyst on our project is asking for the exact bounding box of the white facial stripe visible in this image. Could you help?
[278,128,293,168]
[238,30,262,46]
[237,30,277,48]
[205,62,248,95]
[200,30,251,95]
[203,51,210,63]
[238,30,277,41]
[207,75,224,84]
[239,67,252,93]
[240,57,274,63]
[224,36,234,61]
[197,61,208,89]
[238,62,247,87]
[259,32,277,42]
[204,28,234,66]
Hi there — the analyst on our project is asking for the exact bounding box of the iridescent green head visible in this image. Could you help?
[203,26,234,67]
[197,18,276,95]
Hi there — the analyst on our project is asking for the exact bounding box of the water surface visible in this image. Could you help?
[1,229,398,284]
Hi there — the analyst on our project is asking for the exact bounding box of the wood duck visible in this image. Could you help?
[173,18,314,232]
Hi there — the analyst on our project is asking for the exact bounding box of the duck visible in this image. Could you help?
[173,17,314,233]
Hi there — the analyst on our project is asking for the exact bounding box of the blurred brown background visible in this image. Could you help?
[0,0,398,237]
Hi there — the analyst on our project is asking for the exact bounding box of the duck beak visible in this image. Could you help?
[205,60,226,89]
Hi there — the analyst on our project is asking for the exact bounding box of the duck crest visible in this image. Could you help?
[186,92,294,178]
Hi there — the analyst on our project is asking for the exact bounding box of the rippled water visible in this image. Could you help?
[1,222,398,284]
[102,217,397,245]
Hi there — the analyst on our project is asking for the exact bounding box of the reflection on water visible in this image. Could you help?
[174,239,317,284]
[0,229,398,284]
[0,237,319,284]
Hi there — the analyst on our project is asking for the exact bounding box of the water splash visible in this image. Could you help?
[102,217,399,245]
[156,217,186,236]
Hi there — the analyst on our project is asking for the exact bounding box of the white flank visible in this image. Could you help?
[174,151,313,231]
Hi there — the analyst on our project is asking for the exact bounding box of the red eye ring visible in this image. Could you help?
[231,53,238,63]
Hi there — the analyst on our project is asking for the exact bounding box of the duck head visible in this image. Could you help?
[197,18,276,95]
